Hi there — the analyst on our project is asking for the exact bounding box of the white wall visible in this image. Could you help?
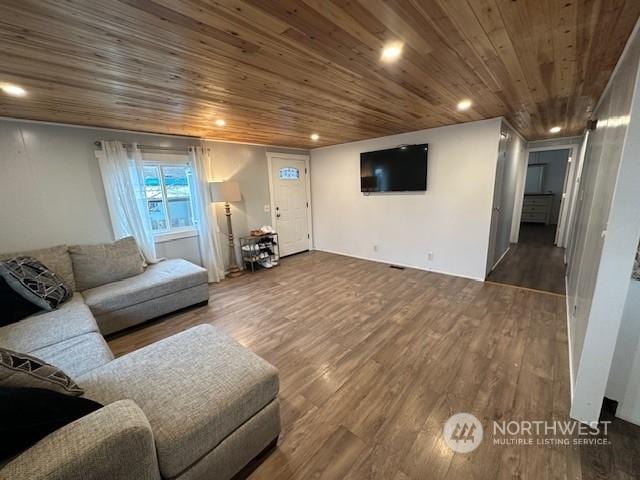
[606,280,640,404]
[615,281,640,423]
[0,118,306,269]
[310,118,502,281]
[568,21,640,424]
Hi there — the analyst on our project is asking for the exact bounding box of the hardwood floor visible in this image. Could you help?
[487,223,566,295]
[108,251,638,479]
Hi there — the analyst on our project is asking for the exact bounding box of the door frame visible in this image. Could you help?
[266,152,313,253]
[514,143,580,246]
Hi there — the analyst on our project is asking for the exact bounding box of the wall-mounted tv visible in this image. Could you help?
[360,144,428,193]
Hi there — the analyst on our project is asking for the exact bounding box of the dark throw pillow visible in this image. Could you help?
[0,347,83,396]
[0,387,102,459]
[0,256,71,311]
[0,277,42,326]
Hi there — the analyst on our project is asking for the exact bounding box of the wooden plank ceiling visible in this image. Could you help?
[0,0,638,148]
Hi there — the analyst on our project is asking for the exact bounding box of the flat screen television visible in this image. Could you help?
[360,144,428,192]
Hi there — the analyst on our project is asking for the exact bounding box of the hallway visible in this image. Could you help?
[486,223,566,294]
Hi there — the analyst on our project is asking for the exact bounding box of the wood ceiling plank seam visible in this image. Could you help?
[151,0,374,81]
[575,0,624,124]
[0,78,374,144]
[584,0,640,100]
[0,46,420,133]
[484,0,550,137]
[352,0,434,54]
[435,0,526,128]
[264,1,496,120]
[5,6,428,129]
[570,0,601,133]
[105,0,460,121]
[1,0,639,144]
[238,2,463,120]
[347,0,501,114]
[409,0,503,94]
[490,0,549,104]
[115,0,261,53]
[465,0,536,104]
[243,0,466,114]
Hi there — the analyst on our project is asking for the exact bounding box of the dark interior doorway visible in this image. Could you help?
[487,148,571,294]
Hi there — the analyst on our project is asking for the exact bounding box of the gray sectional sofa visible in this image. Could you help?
[0,244,281,480]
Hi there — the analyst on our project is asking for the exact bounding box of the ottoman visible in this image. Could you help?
[77,324,280,479]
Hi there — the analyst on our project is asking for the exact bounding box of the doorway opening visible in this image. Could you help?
[487,147,573,294]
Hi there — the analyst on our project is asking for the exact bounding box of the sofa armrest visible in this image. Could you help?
[0,400,160,480]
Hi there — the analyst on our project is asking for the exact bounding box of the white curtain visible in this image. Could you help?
[98,140,159,263]
[189,146,226,283]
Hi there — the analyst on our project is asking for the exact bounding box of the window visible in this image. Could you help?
[143,163,196,235]
[279,167,299,180]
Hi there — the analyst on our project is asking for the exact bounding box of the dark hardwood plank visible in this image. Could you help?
[487,223,567,294]
[107,251,639,479]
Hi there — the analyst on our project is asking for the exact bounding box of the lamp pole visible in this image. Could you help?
[224,201,242,277]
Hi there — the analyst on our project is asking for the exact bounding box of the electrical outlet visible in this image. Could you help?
[427,251,434,261]
[373,245,379,252]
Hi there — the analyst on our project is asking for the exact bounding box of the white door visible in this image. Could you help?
[486,137,507,275]
[270,156,310,256]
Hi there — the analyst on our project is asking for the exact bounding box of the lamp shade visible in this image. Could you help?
[210,181,241,203]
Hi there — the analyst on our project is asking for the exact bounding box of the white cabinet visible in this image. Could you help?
[521,194,553,224]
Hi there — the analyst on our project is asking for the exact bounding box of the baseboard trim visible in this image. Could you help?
[313,247,486,282]
[565,275,575,403]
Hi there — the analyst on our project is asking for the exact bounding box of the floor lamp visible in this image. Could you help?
[210,180,243,277]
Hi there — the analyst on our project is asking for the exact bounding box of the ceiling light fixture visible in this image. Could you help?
[381,42,403,62]
[549,126,562,133]
[457,99,472,111]
[215,119,226,127]
[1,83,27,97]
[310,133,320,141]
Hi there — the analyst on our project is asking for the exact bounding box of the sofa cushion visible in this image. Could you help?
[82,259,207,316]
[31,332,114,379]
[0,348,83,396]
[69,237,145,291]
[0,245,75,292]
[78,324,279,478]
[0,293,97,354]
[0,257,72,311]
[0,386,103,460]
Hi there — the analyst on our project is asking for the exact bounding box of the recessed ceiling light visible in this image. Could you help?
[457,99,472,111]
[381,42,403,62]
[549,126,562,133]
[310,133,320,141]
[215,119,226,127]
[1,83,27,97]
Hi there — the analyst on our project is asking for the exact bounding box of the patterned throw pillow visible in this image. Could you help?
[0,256,71,311]
[0,348,83,396]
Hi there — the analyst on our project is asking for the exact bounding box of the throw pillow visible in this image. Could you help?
[0,347,83,396]
[0,387,102,459]
[0,257,72,311]
[0,245,76,292]
[69,236,145,291]
[0,277,41,327]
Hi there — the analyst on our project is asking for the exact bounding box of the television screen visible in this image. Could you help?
[360,144,428,192]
